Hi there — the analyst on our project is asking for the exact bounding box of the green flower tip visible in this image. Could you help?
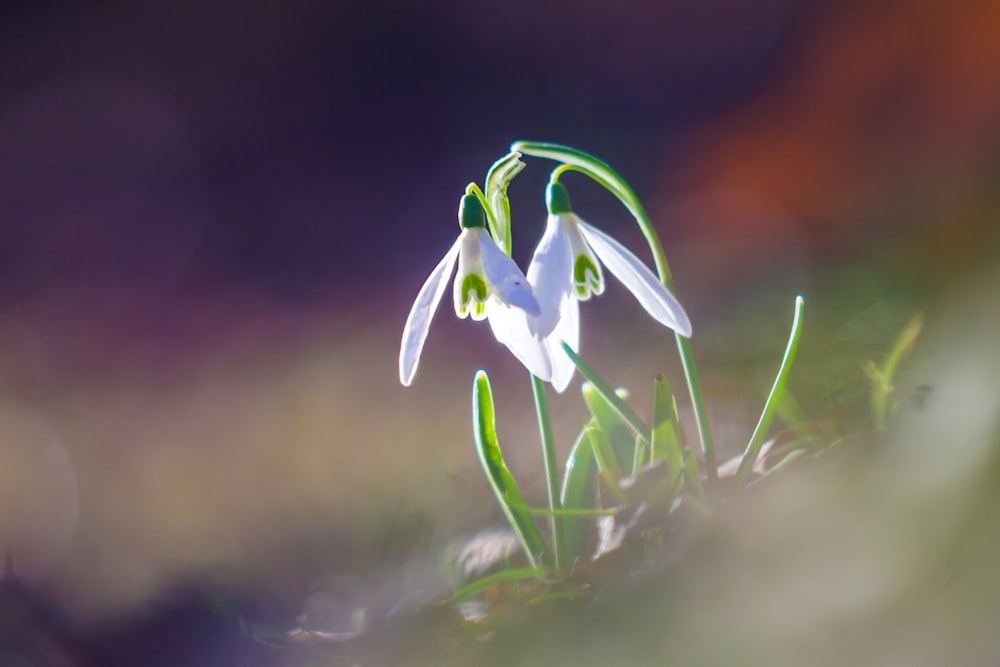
[546,181,572,214]
[459,193,487,229]
[458,273,488,317]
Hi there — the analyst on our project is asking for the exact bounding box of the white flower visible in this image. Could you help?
[493,182,692,393]
[399,194,544,386]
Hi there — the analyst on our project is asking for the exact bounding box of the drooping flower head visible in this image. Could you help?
[495,181,693,393]
[399,194,543,386]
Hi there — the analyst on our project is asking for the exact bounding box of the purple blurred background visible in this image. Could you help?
[1,0,1000,638]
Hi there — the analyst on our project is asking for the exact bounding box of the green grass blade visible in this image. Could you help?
[865,312,924,429]
[736,295,806,485]
[651,373,684,474]
[587,426,630,506]
[559,425,599,563]
[564,344,652,444]
[682,450,705,501]
[506,502,618,517]
[580,381,640,470]
[472,370,550,568]
[447,567,548,604]
[632,434,648,477]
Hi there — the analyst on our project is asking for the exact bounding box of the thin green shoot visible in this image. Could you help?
[565,344,652,444]
[447,567,549,604]
[736,295,806,485]
[587,426,630,506]
[865,312,924,429]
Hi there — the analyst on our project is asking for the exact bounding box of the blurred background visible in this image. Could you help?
[0,0,999,662]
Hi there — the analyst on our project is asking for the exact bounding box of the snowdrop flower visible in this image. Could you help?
[399,194,545,386]
[492,181,692,393]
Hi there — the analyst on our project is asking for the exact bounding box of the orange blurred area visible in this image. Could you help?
[661,0,1000,300]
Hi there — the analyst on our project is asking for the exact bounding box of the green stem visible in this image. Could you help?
[513,140,717,481]
[531,373,567,571]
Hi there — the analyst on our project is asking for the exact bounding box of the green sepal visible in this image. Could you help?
[458,193,487,230]
[472,370,550,569]
[546,181,572,214]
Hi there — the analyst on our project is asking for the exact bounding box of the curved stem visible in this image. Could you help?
[515,141,717,480]
[530,373,567,571]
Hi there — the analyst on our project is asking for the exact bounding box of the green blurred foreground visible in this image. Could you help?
[1,261,999,665]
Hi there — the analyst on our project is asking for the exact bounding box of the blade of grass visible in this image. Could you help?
[559,425,599,563]
[587,426,630,506]
[472,370,550,568]
[580,381,641,469]
[651,374,684,473]
[682,450,705,501]
[865,312,924,429]
[447,567,549,604]
[565,344,652,443]
[736,296,806,485]
[632,434,647,477]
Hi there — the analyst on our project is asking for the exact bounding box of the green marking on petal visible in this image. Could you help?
[458,273,489,311]
[573,255,602,299]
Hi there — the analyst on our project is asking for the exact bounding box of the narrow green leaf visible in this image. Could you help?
[682,450,705,501]
[651,374,684,477]
[447,567,548,604]
[868,312,924,429]
[558,425,598,563]
[737,295,806,485]
[580,382,639,469]
[472,370,550,568]
[587,426,630,506]
[506,502,618,517]
[632,434,647,477]
[564,344,652,444]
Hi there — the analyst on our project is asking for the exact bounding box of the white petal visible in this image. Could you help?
[543,292,580,393]
[525,215,574,337]
[399,236,462,385]
[476,229,540,316]
[486,301,552,380]
[578,221,692,337]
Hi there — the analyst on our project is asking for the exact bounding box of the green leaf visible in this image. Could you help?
[558,425,599,563]
[580,382,638,471]
[587,426,630,506]
[737,295,806,485]
[631,434,647,477]
[682,450,705,501]
[564,344,652,445]
[866,312,924,429]
[472,370,550,568]
[447,567,548,604]
[651,374,683,469]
